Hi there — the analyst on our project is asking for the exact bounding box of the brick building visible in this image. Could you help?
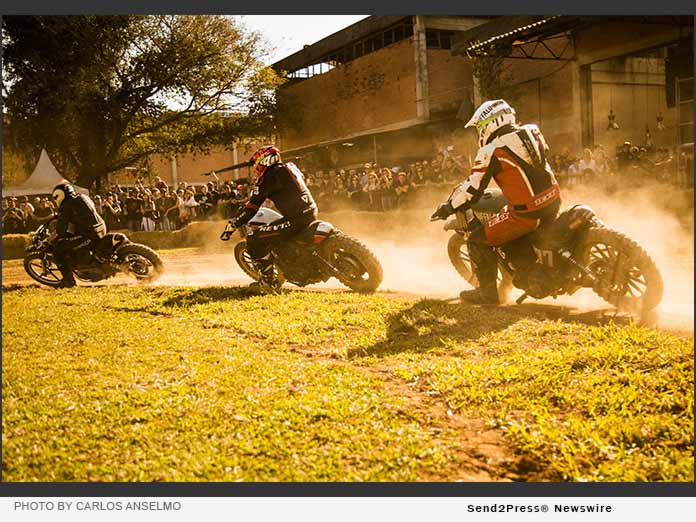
[271,16,491,169]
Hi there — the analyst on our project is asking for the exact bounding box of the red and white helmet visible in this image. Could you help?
[250,145,281,177]
[465,99,516,148]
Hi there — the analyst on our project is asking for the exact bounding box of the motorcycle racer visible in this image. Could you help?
[431,100,562,304]
[225,145,318,291]
[51,182,107,288]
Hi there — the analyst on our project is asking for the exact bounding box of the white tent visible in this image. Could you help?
[3,149,89,197]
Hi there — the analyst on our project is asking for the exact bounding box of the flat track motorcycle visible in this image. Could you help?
[221,207,383,293]
[24,218,164,287]
[435,189,663,314]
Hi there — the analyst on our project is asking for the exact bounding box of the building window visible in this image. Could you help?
[283,18,416,80]
[425,29,455,50]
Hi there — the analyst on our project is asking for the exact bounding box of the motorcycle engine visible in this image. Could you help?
[75,265,104,282]
[525,263,557,299]
[273,243,323,286]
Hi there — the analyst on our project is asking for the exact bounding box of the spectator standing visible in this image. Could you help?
[124,189,143,231]
[180,188,198,226]
[393,171,413,208]
[379,168,394,211]
[365,172,380,210]
[195,185,213,219]
[141,192,158,232]
[103,194,123,230]
[578,148,597,186]
[3,198,26,233]
[165,189,182,230]
[346,174,362,209]
[19,197,35,232]
[32,198,56,228]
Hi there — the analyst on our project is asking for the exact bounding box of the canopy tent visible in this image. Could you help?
[3,149,89,197]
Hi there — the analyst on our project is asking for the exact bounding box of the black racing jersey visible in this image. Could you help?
[233,162,318,226]
[56,192,107,239]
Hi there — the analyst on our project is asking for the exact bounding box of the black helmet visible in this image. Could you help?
[52,182,77,207]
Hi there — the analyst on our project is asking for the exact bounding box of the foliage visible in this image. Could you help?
[2,16,282,189]
[2,284,693,481]
[470,50,516,101]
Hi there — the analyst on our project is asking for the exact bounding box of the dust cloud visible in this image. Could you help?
[148,182,692,333]
[351,182,693,332]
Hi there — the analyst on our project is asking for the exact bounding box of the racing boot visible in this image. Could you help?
[460,241,499,305]
[55,257,77,288]
[248,254,281,294]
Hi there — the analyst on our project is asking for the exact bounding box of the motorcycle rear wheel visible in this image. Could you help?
[447,233,513,301]
[578,226,663,313]
[117,243,164,283]
[321,233,383,293]
[24,252,64,288]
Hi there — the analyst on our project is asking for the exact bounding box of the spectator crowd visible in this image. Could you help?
[3,141,693,235]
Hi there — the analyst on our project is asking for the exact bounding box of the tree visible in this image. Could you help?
[470,47,516,101]
[2,15,282,189]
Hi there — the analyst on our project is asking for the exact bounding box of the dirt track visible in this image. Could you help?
[3,247,693,337]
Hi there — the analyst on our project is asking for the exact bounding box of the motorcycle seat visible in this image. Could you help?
[532,205,596,251]
[295,220,335,244]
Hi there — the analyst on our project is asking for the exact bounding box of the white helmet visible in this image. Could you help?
[465,99,516,148]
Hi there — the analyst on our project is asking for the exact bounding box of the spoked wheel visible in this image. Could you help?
[233,240,285,285]
[579,227,663,313]
[117,244,164,283]
[321,233,383,293]
[447,233,513,301]
[234,241,260,280]
[24,252,64,288]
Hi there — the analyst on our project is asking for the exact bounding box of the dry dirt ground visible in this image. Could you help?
[3,247,693,336]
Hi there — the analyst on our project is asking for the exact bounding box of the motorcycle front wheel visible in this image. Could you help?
[24,252,64,288]
[233,240,286,285]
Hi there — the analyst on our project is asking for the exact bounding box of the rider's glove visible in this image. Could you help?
[220,220,236,241]
[431,202,454,221]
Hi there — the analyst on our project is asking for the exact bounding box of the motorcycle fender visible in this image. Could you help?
[312,222,334,244]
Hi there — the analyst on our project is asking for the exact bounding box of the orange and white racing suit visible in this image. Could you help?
[449,123,562,246]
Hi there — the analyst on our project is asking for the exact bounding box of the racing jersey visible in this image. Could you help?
[449,124,561,218]
[56,192,107,239]
[233,162,318,226]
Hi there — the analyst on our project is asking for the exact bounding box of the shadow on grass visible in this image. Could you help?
[350,299,640,359]
[348,299,527,359]
[1,283,44,292]
[158,286,261,307]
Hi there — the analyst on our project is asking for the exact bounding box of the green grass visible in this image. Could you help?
[2,286,693,482]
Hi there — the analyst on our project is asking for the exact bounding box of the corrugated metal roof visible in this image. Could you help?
[451,15,565,56]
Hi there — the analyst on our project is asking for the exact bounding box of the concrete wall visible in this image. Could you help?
[426,48,474,117]
[279,38,419,150]
[591,56,677,151]
[477,19,690,154]
[501,58,580,153]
